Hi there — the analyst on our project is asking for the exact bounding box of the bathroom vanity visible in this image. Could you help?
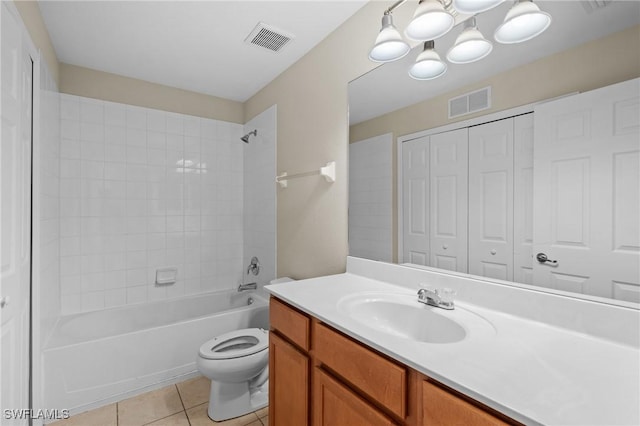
[266,257,640,426]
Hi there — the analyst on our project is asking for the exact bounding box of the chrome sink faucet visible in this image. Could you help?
[417,287,456,310]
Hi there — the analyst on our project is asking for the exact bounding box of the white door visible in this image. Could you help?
[402,136,429,265]
[468,118,514,281]
[1,2,33,422]
[513,114,534,284]
[429,128,468,273]
[533,78,640,302]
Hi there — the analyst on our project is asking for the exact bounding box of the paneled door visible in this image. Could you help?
[429,128,468,273]
[468,118,514,282]
[402,136,430,265]
[513,114,534,284]
[533,78,640,302]
[1,2,33,423]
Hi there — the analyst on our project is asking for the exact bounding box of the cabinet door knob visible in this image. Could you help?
[490,249,496,255]
[442,244,448,250]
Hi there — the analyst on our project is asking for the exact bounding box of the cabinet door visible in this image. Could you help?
[270,332,309,426]
[469,118,515,281]
[402,136,430,265]
[422,380,509,426]
[430,128,468,273]
[314,368,397,426]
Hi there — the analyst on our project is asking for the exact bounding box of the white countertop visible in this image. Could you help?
[266,271,640,426]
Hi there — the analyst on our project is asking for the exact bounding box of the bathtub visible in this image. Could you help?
[42,290,268,415]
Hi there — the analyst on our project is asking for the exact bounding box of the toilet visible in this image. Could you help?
[197,328,269,421]
[196,277,294,421]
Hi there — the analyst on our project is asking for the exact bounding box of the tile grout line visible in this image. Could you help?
[173,384,191,426]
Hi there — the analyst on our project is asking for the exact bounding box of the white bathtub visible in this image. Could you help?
[42,290,269,415]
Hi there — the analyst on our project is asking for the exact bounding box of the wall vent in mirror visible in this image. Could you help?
[581,0,612,14]
[448,86,491,119]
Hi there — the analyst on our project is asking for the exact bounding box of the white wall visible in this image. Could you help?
[58,94,244,314]
[349,133,393,262]
[243,106,277,288]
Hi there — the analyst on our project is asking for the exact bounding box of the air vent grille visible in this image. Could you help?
[581,0,612,14]
[448,86,491,119]
[245,23,294,52]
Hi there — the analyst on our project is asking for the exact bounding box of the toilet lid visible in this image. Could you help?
[199,328,268,360]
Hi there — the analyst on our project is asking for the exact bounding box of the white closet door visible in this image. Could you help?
[402,136,429,265]
[533,78,640,302]
[513,114,534,284]
[469,118,514,281]
[429,128,468,273]
[1,2,32,422]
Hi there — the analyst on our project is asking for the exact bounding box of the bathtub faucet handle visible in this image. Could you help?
[247,256,260,276]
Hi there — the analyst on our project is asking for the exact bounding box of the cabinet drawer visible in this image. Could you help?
[314,367,397,426]
[422,379,510,426]
[313,322,407,419]
[270,297,310,351]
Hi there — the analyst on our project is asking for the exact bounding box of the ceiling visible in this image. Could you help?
[39,0,367,102]
[349,0,640,125]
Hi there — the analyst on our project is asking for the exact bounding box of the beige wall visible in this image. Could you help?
[14,0,60,85]
[349,24,640,262]
[244,1,401,279]
[60,63,244,123]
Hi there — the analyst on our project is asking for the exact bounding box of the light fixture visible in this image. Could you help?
[369,13,411,62]
[367,0,553,80]
[494,0,551,44]
[452,0,505,14]
[409,41,447,80]
[446,17,493,64]
[405,0,455,41]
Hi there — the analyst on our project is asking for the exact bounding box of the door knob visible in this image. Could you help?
[536,253,558,264]
[0,296,8,308]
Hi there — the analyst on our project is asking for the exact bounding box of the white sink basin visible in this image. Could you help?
[337,292,495,344]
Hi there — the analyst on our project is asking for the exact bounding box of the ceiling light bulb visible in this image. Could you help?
[446,17,493,64]
[409,41,447,80]
[453,0,505,14]
[369,13,411,62]
[405,0,455,41]
[494,0,551,44]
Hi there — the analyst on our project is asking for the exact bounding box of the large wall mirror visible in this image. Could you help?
[348,0,640,306]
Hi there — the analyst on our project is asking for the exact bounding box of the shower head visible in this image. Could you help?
[241,129,257,143]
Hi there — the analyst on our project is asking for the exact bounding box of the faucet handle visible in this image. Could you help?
[438,288,457,307]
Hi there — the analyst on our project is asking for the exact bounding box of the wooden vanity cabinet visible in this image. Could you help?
[269,296,518,426]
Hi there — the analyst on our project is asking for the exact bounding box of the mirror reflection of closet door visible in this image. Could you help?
[468,118,515,282]
[533,78,640,302]
[402,136,430,265]
[513,114,535,284]
[429,129,468,273]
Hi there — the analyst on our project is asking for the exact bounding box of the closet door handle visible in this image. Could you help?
[536,253,558,264]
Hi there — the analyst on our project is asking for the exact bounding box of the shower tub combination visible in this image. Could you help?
[42,290,268,414]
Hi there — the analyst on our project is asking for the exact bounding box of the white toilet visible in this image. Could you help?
[196,277,294,421]
[197,327,269,421]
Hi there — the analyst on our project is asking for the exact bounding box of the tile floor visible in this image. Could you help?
[51,376,268,426]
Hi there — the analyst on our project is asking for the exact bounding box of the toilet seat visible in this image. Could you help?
[199,328,268,360]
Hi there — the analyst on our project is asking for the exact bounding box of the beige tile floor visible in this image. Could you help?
[51,376,268,426]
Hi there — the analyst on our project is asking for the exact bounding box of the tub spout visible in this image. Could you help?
[238,282,257,292]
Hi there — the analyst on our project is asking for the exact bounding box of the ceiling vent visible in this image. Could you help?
[581,0,612,14]
[448,86,491,119]
[244,22,294,52]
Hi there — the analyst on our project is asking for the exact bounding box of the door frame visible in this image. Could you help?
[2,1,45,422]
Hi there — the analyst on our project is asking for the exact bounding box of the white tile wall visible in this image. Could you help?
[38,62,61,338]
[243,106,277,287]
[349,133,393,262]
[59,94,244,314]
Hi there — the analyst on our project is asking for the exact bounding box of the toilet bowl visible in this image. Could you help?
[197,327,269,421]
